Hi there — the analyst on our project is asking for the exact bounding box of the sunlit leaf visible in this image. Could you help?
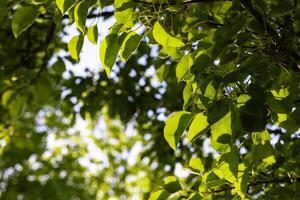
[163,176,181,193]
[99,33,120,75]
[114,0,134,27]
[189,157,204,174]
[210,110,232,153]
[68,34,84,61]
[149,189,169,200]
[176,54,194,81]
[188,112,209,143]
[164,111,193,150]
[120,31,143,62]
[56,0,75,14]
[153,21,184,48]
[87,25,98,44]
[74,0,96,34]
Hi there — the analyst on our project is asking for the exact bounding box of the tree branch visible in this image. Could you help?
[208,176,300,195]
[133,0,231,6]
[238,0,278,37]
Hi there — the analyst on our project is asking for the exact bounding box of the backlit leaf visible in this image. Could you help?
[149,189,169,200]
[120,31,143,62]
[56,0,75,14]
[68,34,84,61]
[87,25,98,44]
[189,157,204,174]
[210,111,232,153]
[99,33,120,75]
[188,112,209,143]
[176,54,194,81]
[74,0,96,34]
[153,21,184,48]
[114,0,134,27]
[164,111,193,150]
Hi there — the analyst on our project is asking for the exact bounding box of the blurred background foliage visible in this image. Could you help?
[0,0,300,199]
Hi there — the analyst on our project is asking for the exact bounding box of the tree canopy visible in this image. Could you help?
[0,0,300,199]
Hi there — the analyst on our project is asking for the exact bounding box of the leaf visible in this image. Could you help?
[214,148,239,183]
[183,83,192,110]
[157,64,169,82]
[187,192,202,200]
[99,33,120,75]
[97,0,111,8]
[114,0,134,27]
[164,111,193,150]
[176,54,194,82]
[240,98,267,132]
[253,144,276,166]
[109,22,124,34]
[200,171,225,192]
[252,130,270,145]
[120,31,143,62]
[74,0,96,34]
[11,7,39,38]
[51,59,65,75]
[149,189,169,200]
[163,176,181,193]
[87,25,98,44]
[207,99,230,124]
[68,34,84,62]
[153,21,184,48]
[210,110,232,153]
[189,157,204,174]
[188,112,209,143]
[56,0,75,14]
[234,164,249,199]
[2,90,16,107]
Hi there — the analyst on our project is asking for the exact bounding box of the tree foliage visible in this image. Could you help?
[0,0,300,199]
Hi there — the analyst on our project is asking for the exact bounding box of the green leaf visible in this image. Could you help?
[109,22,124,34]
[163,176,181,193]
[200,171,225,192]
[157,64,169,82]
[240,98,267,132]
[234,164,249,199]
[188,112,209,143]
[56,0,75,14]
[97,0,111,8]
[120,31,143,62]
[87,25,98,44]
[214,148,239,183]
[236,94,251,108]
[99,33,120,75]
[164,111,193,150]
[189,157,204,174]
[114,0,134,27]
[187,192,202,200]
[252,130,270,145]
[68,34,84,62]
[149,189,169,200]
[253,144,276,166]
[210,110,232,153]
[183,83,192,110]
[11,7,39,38]
[176,54,194,82]
[2,90,16,107]
[153,21,184,48]
[207,99,230,124]
[50,59,65,75]
[74,0,96,34]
